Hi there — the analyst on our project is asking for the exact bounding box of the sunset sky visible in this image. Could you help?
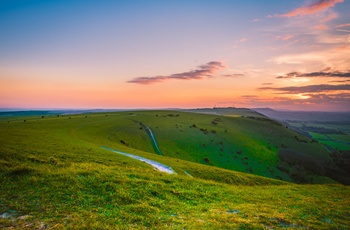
[1,0,350,111]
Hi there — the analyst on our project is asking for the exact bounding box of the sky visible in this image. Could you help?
[0,0,350,111]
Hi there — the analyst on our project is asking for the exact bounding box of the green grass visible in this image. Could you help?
[1,110,350,229]
[0,110,341,183]
[309,132,350,151]
[286,120,350,152]
[83,110,332,182]
[328,134,350,143]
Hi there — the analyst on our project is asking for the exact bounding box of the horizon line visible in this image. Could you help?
[0,107,350,113]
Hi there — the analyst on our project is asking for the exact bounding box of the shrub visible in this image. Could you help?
[203,157,213,165]
[120,140,129,146]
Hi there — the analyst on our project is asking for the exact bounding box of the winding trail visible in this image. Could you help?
[101,146,176,174]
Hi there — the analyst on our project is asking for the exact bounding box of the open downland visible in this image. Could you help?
[1,110,349,229]
[55,109,342,184]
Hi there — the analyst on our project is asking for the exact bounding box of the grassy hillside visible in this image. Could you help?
[1,110,350,229]
[62,109,338,183]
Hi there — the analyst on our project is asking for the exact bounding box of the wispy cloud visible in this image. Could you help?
[335,22,350,28]
[127,61,229,85]
[259,84,350,93]
[277,70,350,79]
[221,74,244,78]
[309,12,338,30]
[276,34,294,41]
[271,45,350,70]
[273,0,344,18]
[239,93,350,110]
[251,18,261,22]
[329,79,350,83]
[241,95,258,98]
[313,24,329,30]
[300,71,350,78]
[276,72,301,79]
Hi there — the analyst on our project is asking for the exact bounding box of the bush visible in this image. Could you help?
[203,157,213,165]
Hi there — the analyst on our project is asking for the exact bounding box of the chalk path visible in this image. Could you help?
[101,146,177,174]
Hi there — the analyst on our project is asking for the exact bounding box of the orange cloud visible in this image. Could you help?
[275,0,344,17]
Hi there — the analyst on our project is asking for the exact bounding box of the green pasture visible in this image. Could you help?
[309,132,350,151]
[1,110,349,229]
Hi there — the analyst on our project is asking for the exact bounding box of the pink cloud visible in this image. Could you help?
[321,12,338,22]
[313,24,329,30]
[275,0,344,17]
[276,34,294,41]
[335,22,350,28]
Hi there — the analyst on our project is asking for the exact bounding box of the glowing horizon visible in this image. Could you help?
[1,0,350,111]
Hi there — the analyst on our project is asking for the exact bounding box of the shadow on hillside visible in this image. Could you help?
[278,149,350,185]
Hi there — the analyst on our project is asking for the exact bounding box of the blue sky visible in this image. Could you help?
[1,0,350,110]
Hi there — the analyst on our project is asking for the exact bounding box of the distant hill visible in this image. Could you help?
[0,109,125,117]
[184,107,265,117]
[253,108,350,123]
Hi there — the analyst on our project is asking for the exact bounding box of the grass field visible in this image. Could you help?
[284,120,350,151]
[308,132,350,151]
[1,110,349,229]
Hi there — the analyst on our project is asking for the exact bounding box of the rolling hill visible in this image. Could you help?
[0,109,349,229]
